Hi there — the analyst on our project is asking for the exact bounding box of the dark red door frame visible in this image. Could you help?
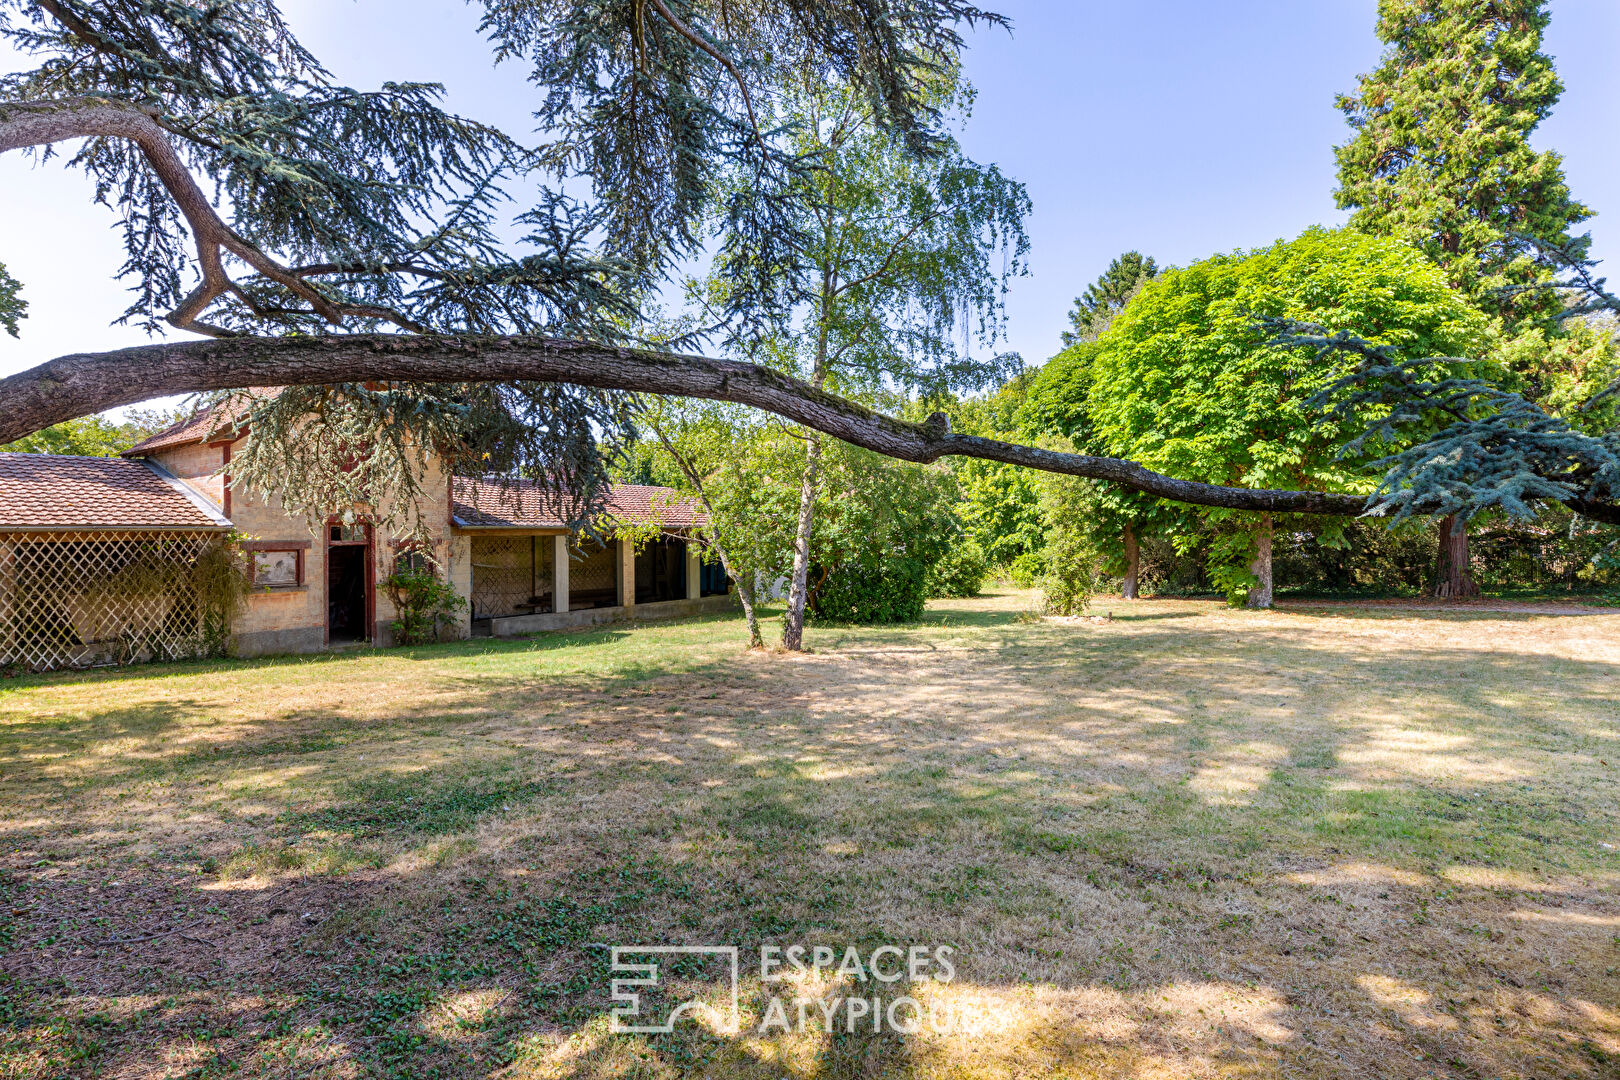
[323,519,375,645]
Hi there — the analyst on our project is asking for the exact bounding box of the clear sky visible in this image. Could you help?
[3,0,1617,396]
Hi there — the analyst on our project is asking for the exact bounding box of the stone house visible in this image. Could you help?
[0,414,731,670]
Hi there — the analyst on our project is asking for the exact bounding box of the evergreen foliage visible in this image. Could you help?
[1061,251,1158,346]
[0,0,1007,539]
[1275,240,1620,529]
[1334,0,1590,322]
[0,259,23,337]
[1284,323,1618,523]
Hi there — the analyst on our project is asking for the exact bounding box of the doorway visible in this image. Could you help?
[326,526,371,643]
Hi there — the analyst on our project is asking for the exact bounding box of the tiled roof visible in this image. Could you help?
[452,478,702,529]
[123,394,263,456]
[603,482,704,527]
[123,408,224,455]
[0,453,232,530]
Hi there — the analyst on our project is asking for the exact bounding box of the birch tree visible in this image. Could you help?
[705,75,1029,649]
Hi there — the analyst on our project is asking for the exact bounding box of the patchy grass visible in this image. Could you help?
[1,591,1618,1078]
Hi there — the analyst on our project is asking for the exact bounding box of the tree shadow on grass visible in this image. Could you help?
[3,610,1619,1077]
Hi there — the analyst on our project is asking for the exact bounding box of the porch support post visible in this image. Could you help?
[553,534,569,614]
[685,536,701,600]
[619,538,636,609]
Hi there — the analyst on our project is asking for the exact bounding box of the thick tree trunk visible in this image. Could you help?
[1246,514,1274,610]
[1122,523,1140,600]
[7,335,1619,526]
[1434,515,1479,599]
[781,433,822,652]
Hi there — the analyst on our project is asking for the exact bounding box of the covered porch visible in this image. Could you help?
[451,477,734,639]
[464,531,732,637]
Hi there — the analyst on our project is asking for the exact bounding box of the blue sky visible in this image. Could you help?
[2,0,1617,393]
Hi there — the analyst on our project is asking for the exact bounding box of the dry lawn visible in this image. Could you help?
[1,590,1617,1079]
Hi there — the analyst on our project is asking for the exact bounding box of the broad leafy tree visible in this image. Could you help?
[4,0,1620,567]
[1,415,142,457]
[703,74,1030,649]
[1081,228,1484,606]
[941,373,1046,574]
[626,398,803,649]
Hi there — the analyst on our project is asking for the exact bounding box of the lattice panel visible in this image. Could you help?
[534,540,554,609]
[0,531,219,671]
[470,536,533,619]
[569,539,619,606]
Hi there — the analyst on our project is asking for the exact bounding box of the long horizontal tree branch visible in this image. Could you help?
[2,333,1378,515]
[6,335,1616,523]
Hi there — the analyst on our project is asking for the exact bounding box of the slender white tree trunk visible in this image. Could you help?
[710,548,763,649]
[1246,514,1274,610]
[1122,523,1139,600]
[781,275,834,653]
[780,432,822,651]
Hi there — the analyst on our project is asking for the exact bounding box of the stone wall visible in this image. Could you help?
[147,438,466,656]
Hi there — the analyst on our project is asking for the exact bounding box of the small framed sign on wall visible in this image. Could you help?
[251,549,302,588]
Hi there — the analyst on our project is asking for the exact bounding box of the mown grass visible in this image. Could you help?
[1,592,1618,1078]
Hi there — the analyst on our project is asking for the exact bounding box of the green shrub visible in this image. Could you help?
[1036,513,1099,616]
[812,555,934,624]
[382,563,466,645]
[806,446,962,626]
[927,538,988,598]
[1005,550,1044,589]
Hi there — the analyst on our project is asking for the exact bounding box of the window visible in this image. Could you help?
[329,523,368,544]
[251,549,302,588]
[394,549,431,575]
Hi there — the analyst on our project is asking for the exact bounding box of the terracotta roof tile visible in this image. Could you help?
[123,393,267,456]
[123,409,224,455]
[452,478,701,529]
[0,453,231,530]
[602,482,704,527]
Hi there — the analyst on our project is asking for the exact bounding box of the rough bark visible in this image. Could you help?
[734,575,764,649]
[0,335,1387,517]
[781,433,822,651]
[1122,523,1140,600]
[1433,515,1480,599]
[1246,514,1274,610]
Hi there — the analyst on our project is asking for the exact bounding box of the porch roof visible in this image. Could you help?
[451,477,702,530]
[0,453,233,531]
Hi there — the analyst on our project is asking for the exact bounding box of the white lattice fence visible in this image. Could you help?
[0,531,221,671]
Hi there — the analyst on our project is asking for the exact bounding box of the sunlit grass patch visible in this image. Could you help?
[1,593,1618,1077]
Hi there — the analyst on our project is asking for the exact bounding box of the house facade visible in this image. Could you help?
[0,416,731,670]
